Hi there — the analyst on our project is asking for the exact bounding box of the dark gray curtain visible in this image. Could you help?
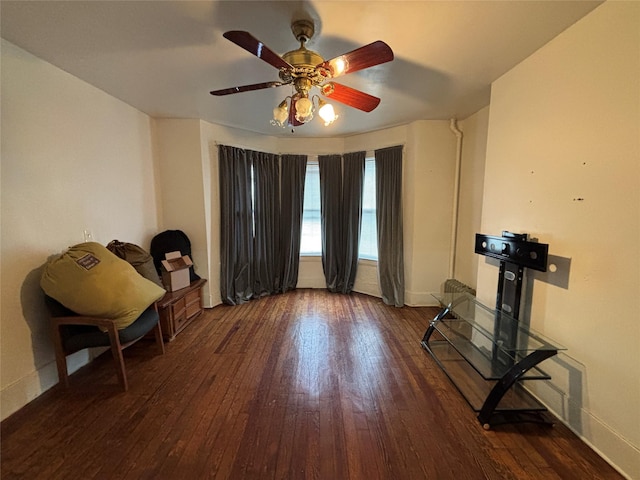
[251,150,280,297]
[375,145,405,306]
[319,155,342,291]
[219,145,254,305]
[219,146,306,305]
[319,152,365,293]
[341,151,366,292]
[280,154,307,292]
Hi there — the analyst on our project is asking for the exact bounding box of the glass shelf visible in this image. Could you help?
[427,327,550,381]
[432,292,565,353]
[426,342,548,412]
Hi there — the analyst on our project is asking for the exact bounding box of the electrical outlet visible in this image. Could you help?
[83,230,93,242]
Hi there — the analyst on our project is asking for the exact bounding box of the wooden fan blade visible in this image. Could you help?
[318,40,393,78]
[321,82,381,112]
[210,81,287,96]
[223,31,292,70]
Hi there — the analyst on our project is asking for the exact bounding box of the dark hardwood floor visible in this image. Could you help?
[1,289,621,479]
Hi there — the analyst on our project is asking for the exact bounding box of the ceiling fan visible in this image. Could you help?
[210,19,394,128]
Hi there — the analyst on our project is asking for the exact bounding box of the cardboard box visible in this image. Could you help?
[160,251,193,292]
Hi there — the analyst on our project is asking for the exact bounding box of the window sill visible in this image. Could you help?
[358,258,378,266]
[299,255,321,262]
[298,255,378,266]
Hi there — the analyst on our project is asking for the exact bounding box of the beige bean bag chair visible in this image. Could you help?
[41,242,165,330]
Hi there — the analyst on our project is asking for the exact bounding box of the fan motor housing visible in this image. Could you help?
[282,47,324,68]
[279,45,329,86]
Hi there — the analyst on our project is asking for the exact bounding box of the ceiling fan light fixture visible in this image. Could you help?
[317,98,338,126]
[294,95,314,123]
[332,57,348,76]
[271,98,289,127]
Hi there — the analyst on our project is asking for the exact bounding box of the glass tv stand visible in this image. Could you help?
[421,292,565,429]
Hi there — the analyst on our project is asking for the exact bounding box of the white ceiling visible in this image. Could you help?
[1,1,602,138]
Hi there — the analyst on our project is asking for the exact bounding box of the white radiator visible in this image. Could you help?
[443,279,476,319]
[444,279,476,298]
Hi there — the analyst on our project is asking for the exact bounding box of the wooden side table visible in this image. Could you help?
[156,278,207,341]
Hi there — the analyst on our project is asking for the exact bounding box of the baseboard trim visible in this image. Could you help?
[1,349,91,422]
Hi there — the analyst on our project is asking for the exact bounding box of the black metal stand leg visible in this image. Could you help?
[421,305,450,344]
[478,349,558,429]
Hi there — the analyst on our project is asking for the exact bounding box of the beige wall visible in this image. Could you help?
[152,119,212,305]
[480,2,639,476]
[403,121,457,304]
[1,40,160,419]
[455,107,489,289]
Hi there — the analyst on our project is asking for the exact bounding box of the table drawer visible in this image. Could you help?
[174,309,188,331]
[185,290,202,319]
[171,297,187,319]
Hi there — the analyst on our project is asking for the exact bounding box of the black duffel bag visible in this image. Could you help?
[150,230,200,282]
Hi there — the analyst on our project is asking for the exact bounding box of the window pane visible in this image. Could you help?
[300,160,322,255]
[359,158,378,260]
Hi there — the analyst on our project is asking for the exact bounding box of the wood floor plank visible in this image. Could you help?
[1,289,623,480]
